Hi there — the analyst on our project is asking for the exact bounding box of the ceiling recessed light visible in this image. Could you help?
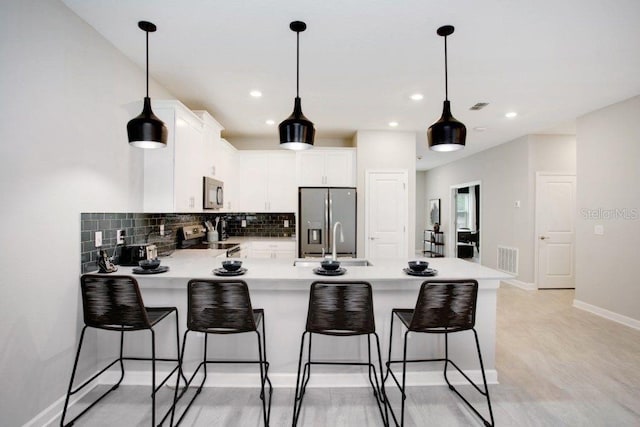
[265,119,275,125]
[410,93,424,101]
[250,90,263,98]
[389,121,399,127]
[505,111,518,118]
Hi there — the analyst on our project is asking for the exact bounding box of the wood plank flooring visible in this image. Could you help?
[58,284,640,426]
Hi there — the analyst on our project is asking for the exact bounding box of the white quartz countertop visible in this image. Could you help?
[112,250,511,291]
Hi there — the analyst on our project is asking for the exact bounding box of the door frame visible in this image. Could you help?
[534,171,576,288]
[449,180,482,262]
[364,169,409,258]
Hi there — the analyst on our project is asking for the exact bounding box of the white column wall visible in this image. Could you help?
[354,131,417,258]
[575,95,640,322]
[0,0,174,424]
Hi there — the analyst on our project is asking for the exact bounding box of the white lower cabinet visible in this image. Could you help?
[248,241,296,259]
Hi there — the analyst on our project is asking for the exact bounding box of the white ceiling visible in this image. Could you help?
[62,0,640,170]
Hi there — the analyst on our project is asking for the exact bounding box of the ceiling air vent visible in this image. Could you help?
[469,102,489,111]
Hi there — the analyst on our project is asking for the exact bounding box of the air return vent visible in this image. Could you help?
[469,102,489,110]
[497,246,518,275]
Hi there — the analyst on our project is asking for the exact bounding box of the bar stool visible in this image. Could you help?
[383,279,494,426]
[60,274,182,427]
[292,280,388,426]
[171,279,272,426]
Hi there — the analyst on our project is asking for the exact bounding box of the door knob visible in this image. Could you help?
[539,236,549,240]
[369,237,378,240]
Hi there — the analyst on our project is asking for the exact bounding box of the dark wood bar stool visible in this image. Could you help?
[383,279,494,426]
[60,274,182,427]
[292,280,388,426]
[171,279,272,426]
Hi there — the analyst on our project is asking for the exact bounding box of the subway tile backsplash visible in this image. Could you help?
[80,212,296,273]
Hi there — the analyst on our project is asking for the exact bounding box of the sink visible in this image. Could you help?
[294,259,373,267]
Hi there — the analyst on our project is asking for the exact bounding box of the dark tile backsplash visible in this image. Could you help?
[80,212,296,273]
[225,213,296,238]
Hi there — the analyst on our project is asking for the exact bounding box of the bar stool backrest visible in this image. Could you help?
[306,281,376,336]
[409,279,478,333]
[187,279,257,333]
[80,274,151,331]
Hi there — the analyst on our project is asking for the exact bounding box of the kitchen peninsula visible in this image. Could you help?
[98,251,511,389]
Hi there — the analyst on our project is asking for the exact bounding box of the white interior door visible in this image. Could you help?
[365,170,408,258]
[535,173,576,288]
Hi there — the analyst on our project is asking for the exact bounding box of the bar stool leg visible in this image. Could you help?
[60,327,127,427]
[373,333,390,426]
[60,326,87,427]
[292,331,311,427]
[151,329,156,426]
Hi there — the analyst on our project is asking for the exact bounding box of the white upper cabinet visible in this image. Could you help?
[217,139,238,211]
[195,112,238,212]
[143,100,204,212]
[296,148,356,187]
[237,151,296,212]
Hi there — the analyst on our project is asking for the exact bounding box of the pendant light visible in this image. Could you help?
[428,25,466,152]
[127,21,167,149]
[279,21,315,150]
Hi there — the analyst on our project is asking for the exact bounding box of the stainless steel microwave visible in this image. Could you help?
[203,177,224,209]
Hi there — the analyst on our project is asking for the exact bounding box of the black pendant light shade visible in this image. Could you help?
[128,21,167,148]
[279,21,315,150]
[428,25,466,152]
[428,100,466,152]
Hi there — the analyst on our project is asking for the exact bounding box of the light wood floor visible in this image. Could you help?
[60,284,640,426]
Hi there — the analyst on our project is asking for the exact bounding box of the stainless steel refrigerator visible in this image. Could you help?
[298,187,357,258]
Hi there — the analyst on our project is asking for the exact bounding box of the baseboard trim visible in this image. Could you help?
[29,368,498,426]
[502,279,536,291]
[573,299,640,330]
[22,376,100,427]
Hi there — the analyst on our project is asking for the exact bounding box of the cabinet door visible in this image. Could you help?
[273,241,296,259]
[218,141,238,211]
[324,150,355,187]
[267,152,296,211]
[296,151,327,186]
[237,153,268,212]
[144,101,206,212]
[174,116,204,211]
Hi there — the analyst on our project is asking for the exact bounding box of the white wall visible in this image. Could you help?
[575,95,640,321]
[0,0,174,424]
[422,134,576,284]
[354,131,416,257]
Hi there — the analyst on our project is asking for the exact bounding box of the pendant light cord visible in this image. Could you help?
[145,29,150,98]
[444,35,449,101]
[296,30,300,98]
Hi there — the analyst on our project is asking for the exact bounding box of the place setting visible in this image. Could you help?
[132,258,170,274]
[313,259,347,276]
[403,260,437,277]
[213,260,247,276]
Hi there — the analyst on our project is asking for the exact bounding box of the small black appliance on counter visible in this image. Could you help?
[119,244,157,266]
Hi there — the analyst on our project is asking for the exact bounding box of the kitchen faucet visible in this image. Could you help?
[332,222,344,261]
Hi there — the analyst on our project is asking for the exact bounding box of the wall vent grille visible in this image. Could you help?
[497,246,519,275]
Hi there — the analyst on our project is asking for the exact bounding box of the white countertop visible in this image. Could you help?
[112,250,511,291]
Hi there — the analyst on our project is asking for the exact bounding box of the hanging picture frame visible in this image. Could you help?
[428,198,441,230]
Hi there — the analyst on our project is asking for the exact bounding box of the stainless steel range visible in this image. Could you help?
[178,225,239,256]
